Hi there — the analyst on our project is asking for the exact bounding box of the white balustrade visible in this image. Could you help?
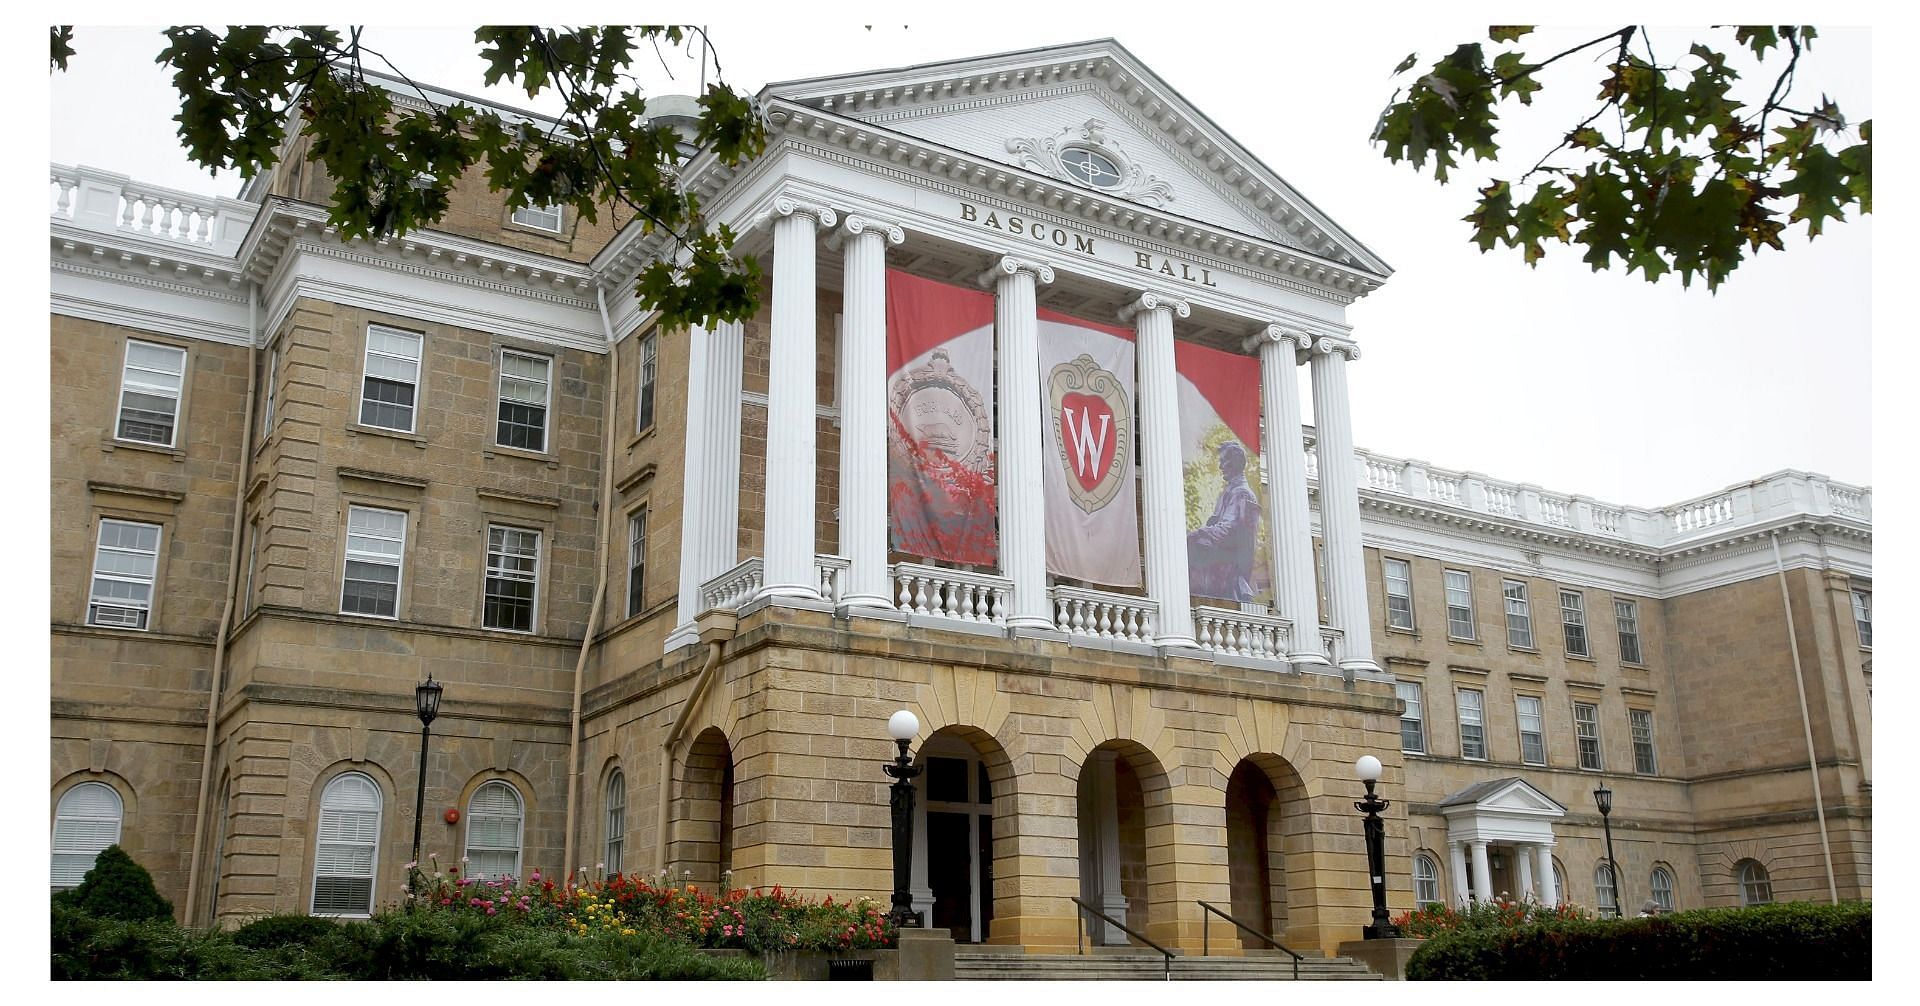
[1303,446,1318,480]
[1539,496,1572,527]
[699,558,764,612]
[50,169,77,219]
[1319,626,1344,665]
[1669,494,1735,534]
[1051,586,1158,644]
[1590,506,1624,536]
[49,163,255,254]
[1830,485,1868,519]
[1364,456,1403,493]
[1428,473,1463,505]
[1484,485,1518,517]
[892,562,1011,625]
[814,554,851,605]
[1193,606,1292,660]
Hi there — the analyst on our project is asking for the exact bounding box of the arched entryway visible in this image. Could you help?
[1076,740,1171,946]
[1223,753,1310,946]
[908,725,1012,943]
[677,727,734,887]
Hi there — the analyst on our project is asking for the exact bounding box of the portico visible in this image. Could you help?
[1438,778,1567,905]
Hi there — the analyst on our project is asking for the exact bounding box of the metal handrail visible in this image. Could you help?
[1071,895,1174,981]
[1196,900,1302,980]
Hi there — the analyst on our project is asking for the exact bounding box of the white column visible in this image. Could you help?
[1448,841,1471,907]
[758,197,835,601]
[909,774,933,919]
[1308,337,1380,675]
[1516,844,1535,902]
[836,214,905,610]
[1469,839,1493,903]
[979,256,1054,629]
[1089,750,1127,943]
[668,319,745,651]
[1250,325,1328,665]
[1123,291,1197,648]
[1536,845,1560,906]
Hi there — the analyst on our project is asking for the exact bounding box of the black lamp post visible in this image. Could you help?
[1593,783,1622,917]
[1354,755,1400,939]
[882,709,925,930]
[411,676,443,868]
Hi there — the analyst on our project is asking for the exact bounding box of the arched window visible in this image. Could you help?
[1595,862,1619,916]
[604,770,626,876]
[1650,866,1675,913]
[466,781,524,880]
[1552,860,1567,906]
[52,782,123,889]
[1738,860,1773,906]
[312,773,382,916]
[1413,853,1440,906]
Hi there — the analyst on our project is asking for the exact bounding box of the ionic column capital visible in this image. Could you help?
[1120,290,1190,322]
[977,254,1054,288]
[751,192,838,233]
[1245,322,1316,355]
[1310,335,1362,361]
[839,213,907,245]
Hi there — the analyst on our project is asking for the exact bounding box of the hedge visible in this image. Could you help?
[1405,901,1871,979]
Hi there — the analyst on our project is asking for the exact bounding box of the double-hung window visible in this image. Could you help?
[1396,680,1426,754]
[604,770,626,876]
[1629,709,1658,774]
[1456,688,1486,760]
[1516,694,1546,765]
[1413,854,1441,906]
[312,773,382,917]
[1650,866,1675,912]
[484,526,541,632]
[1851,589,1871,648]
[116,340,187,445]
[359,326,423,432]
[466,781,525,880]
[1383,558,1414,630]
[341,506,406,618]
[1573,701,1603,770]
[512,201,563,233]
[52,782,123,889]
[1503,579,1534,648]
[88,519,162,630]
[627,510,648,618]
[496,350,551,452]
[1560,590,1589,657]
[1444,569,1475,639]
[259,348,277,438]
[1615,599,1643,664]
[636,333,658,431]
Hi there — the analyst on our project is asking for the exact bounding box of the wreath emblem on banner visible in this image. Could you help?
[1048,354,1132,513]
[887,350,992,470]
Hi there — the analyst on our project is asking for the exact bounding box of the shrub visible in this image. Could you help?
[1394,896,1591,937]
[53,845,173,922]
[231,914,342,949]
[1406,901,1871,979]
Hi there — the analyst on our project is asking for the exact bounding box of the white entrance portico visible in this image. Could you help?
[1437,778,1566,906]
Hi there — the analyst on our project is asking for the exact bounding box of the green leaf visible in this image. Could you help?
[1492,51,1541,105]
[1778,143,1854,237]
[1393,52,1419,75]
[1733,26,1779,58]
[1463,180,1514,251]
[50,26,74,72]
[1489,26,1534,43]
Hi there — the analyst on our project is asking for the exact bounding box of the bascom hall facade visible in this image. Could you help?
[49,39,1872,956]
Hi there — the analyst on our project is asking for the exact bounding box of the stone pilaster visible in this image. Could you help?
[1308,337,1379,675]
[759,197,835,601]
[1251,324,1328,666]
[1123,291,1196,648]
[979,256,1054,629]
[836,214,905,609]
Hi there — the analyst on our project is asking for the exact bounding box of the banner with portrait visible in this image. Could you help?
[1176,341,1270,604]
[885,269,999,567]
[1039,308,1142,587]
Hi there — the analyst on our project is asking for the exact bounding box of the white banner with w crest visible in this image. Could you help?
[1038,308,1142,587]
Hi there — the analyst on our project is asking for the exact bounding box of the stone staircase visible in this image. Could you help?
[954,948,1385,981]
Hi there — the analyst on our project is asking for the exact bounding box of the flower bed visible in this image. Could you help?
[1392,896,1592,938]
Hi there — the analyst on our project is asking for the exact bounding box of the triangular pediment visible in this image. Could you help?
[761,39,1390,279]
[1438,777,1567,817]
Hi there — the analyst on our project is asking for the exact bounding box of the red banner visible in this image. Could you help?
[886,270,998,566]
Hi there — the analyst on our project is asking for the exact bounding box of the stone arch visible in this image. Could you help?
[672,726,733,887]
[911,723,1016,944]
[1075,737,1174,948]
[1223,752,1312,945]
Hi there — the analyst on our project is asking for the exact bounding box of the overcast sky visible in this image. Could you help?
[48,21,1873,510]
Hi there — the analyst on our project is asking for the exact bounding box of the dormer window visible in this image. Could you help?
[1059,147,1122,189]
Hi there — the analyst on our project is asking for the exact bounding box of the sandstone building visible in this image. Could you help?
[50,40,1871,956]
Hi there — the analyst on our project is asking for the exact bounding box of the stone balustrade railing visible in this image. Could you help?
[1193,605,1291,661]
[1328,445,1869,549]
[700,557,764,612]
[50,163,256,257]
[1320,626,1344,665]
[893,562,1010,625]
[814,554,851,606]
[1052,586,1157,644]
